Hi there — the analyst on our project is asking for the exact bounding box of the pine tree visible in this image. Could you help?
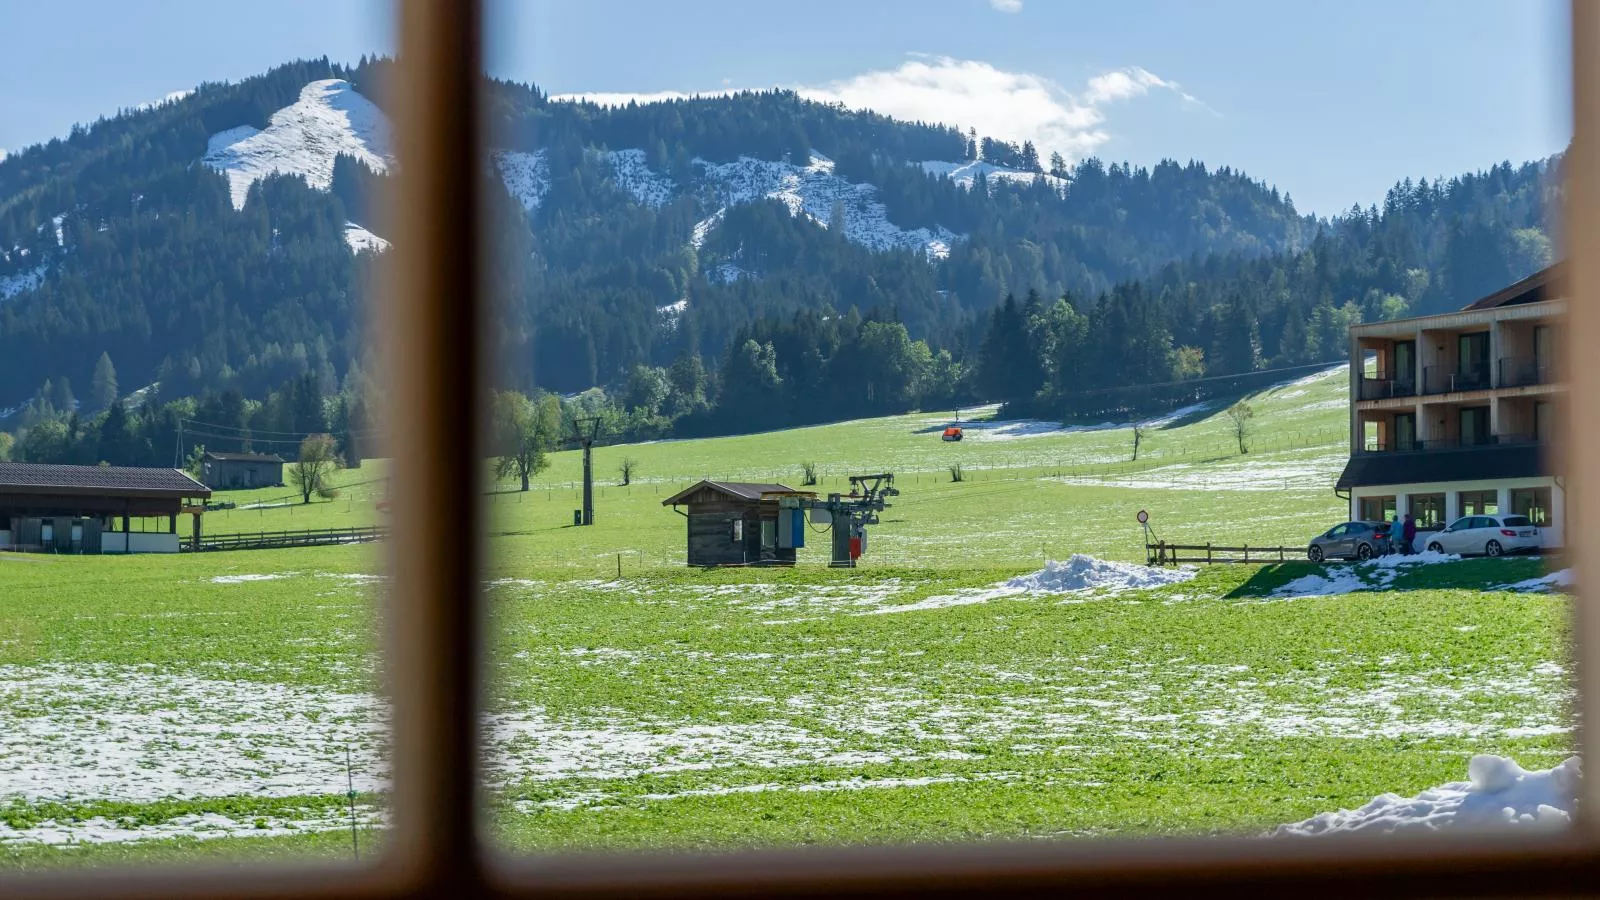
[90,353,118,411]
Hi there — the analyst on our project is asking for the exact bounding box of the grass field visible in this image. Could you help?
[0,366,1577,866]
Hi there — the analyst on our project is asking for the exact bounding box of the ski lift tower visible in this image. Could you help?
[811,473,899,568]
[573,416,602,526]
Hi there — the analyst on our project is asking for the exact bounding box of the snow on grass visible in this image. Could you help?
[918,159,1066,192]
[867,556,1196,615]
[494,149,550,212]
[0,264,46,301]
[1054,447,1348,492]
[1499,569,1574,594]
[1270,551,1464,599]
[342,222,390,254]
[210,573,296,584]
[0,807,382,847]
[1277,755,1580,836]
[604,149,675,206]
[203,79,393,211]
[696,153,959,259]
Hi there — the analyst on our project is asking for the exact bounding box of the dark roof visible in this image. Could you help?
[662,480,798,506]
[0,462,211,497]
[1460,263,1563,312]
[1336,444,1550,491]
[203,451,284,463]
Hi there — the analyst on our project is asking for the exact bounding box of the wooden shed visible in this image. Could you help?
[201,451,285,490]
[0,462,211,554]
[662,481,816,567]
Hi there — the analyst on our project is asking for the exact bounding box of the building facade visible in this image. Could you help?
[0,462,212,553]
[1336,266,1565,548]
[662,481,816,567]
[201,451,285,490]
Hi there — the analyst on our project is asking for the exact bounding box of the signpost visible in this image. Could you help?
[1137,509,1154,563]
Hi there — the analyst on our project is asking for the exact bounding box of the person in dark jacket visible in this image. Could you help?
[1401,513,1418,555]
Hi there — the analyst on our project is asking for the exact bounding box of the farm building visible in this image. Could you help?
[0,462,211,554]
[201,451,285,490]
[663,481,817,567]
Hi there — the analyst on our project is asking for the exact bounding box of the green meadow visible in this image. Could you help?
[0,366,1576,866]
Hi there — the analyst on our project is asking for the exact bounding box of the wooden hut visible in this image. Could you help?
[201,451,285,490]
[662,481,816,567]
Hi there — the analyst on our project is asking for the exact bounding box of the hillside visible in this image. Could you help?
[0,57,1559,437]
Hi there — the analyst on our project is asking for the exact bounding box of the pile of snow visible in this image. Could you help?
[494,149,551,212]
[1500,568,1575,594]
[203,79,394,211]
[604,149,675,206]
[1271,551,1461,599]
[343,222,390,254]
[1278,755,1581,836]
[695,153,960,259]
[1006,554,1198,594]
[918,159,1066,192]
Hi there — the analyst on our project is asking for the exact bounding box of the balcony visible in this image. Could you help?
[1358,433,1539,455]
[1498,356,1554,388]
[1358,372,1416,401]
[1422,362,1491,395]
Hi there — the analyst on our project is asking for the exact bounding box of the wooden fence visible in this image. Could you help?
[1146,541,1298,566]
[184,526,387,553]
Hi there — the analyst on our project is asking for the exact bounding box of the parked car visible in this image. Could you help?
[1307,520,1392,562]
[1422,514,1542,557]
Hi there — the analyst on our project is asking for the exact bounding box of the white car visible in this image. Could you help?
[1422,514,1543,557]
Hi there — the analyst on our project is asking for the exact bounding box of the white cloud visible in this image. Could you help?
[554,57,1207,165]
[990,0,1023,12]
[0,149,7,164]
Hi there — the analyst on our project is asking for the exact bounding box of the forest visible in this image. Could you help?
[0,57,1560,466]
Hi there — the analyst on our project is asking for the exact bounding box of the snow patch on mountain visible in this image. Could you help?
[710,262,749,284]
[495,150,551,212]
[343,222,390,254]
[691,208,726,250]
[919,160,1065,192]
[0,265,47,301]
[604,149,675,207]
[202,79,393,211]
[695,154,959,259]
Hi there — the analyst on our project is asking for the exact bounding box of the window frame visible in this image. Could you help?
[2,1,1596,896]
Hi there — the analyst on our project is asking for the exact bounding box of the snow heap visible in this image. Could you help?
[494,149,551,212]
[1005,554,1198,594]
[695,153,958,259]
[343,222,390,254]
[202,79,394,211]
[1278,755,1581,836]
[918,159,1066,192]
[1271,551,1462,599]
[1500,568,1575,594]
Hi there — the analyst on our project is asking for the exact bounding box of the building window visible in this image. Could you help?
[1459,490,1499,517]
[1359,495,1396,522]
[1459,406,1490,446]
[1511,487,1553,526]
[1410,493,1446,530]
[1536,401,1554,441]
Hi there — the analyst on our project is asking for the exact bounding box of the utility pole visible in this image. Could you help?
[573,416,601,526]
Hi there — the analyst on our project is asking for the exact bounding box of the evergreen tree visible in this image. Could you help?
[90,353,119,411]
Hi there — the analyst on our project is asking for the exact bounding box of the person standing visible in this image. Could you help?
[1388,513,1403,555]
[1402,512,1418,556]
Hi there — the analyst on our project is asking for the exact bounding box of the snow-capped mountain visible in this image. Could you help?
[203,79,393,211]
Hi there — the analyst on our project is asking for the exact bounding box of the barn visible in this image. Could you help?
[0,462,211,554]
[662,481,816,567]
[201,451,285,490]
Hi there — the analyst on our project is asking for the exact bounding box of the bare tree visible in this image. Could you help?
[949,463,965,483]
[1132,423,1147,461]
[1226,401,1255,455]
[801,461,818,486]
[618,457,638,486]
[289,434,342,504]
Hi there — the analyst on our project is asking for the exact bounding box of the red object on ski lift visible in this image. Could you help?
[942,426,964,442]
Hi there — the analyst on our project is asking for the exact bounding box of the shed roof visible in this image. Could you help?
[0,462,211,498]
[661,481,799,506]
[1335,444,1548,491]
[1460,262,1563,311]
[203,451,285,463]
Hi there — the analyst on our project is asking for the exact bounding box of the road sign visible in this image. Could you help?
[1137,510,1149,524]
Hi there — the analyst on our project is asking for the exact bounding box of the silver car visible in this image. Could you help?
[1421,514,1542,557]
[1307,520,1391,562]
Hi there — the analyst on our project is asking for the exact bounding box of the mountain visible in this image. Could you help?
[0,57,1559,435]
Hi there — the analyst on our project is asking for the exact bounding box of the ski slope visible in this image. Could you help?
[202,79,394,211]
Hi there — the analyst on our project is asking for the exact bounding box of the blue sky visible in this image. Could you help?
[1,0,1571,216]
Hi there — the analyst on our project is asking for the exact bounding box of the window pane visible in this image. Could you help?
[0,3,396,870]
[477,0,1577,861]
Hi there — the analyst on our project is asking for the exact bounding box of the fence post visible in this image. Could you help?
[1243,544,1249,563]
[1207,542,1212,564]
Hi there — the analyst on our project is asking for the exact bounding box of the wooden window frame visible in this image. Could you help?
[2,1,1598,896]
